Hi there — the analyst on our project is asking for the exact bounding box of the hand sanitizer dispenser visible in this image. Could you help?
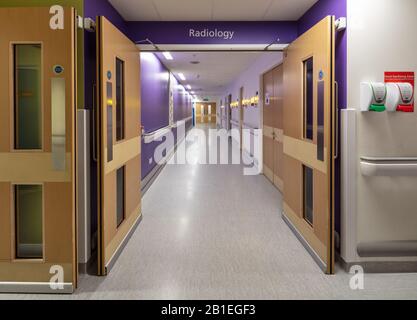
[360,82,387,112]
[386,82,414,112]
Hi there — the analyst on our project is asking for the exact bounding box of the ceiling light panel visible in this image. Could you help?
[162,52,173,60]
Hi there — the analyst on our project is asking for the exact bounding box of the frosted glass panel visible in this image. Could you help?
[15,185,43,259]
[14,44,42,150]
[51,78,66,171]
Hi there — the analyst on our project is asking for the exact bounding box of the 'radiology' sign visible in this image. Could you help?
[189,28,235,40]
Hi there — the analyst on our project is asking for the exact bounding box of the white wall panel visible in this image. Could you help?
[347,0,417,261]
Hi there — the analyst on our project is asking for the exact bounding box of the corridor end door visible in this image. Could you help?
[282,16,336,273]
[96,17,141,275]
[0,7,77,291]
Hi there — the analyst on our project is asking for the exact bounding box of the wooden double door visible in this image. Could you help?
[196,103,216,124]
[263,64,284,192]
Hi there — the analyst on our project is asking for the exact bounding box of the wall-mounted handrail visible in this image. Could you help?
[242,122,259,130]
[242,123,260,138]
[357,240,417,257]
[143,125,172,143]
[230,119,240,126]
[361,156,417,162]
[360,156,417,176]
[143,116,193,143]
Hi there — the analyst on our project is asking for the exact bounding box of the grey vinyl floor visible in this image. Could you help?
[2,124,417,300]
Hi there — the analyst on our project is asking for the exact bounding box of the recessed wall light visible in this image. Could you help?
[162,52,173,60]
[178,73,186,81]
[186,85,192,90]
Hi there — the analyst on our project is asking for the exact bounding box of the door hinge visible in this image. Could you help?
[76,15,96,32]
[335,17,347,32]
[84,17,96,32]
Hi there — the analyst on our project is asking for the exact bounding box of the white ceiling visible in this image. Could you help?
[109,0,318,21]
[154,51,280,101]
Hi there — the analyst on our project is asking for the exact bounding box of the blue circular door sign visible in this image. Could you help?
[53,65,64,75]
[319,70,324,80]
[107,71,112,80]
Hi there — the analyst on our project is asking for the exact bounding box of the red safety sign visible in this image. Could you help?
[384,71,415,112]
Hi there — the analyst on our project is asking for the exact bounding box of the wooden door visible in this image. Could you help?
[210,105,214,124]
[210,104,217,123]
[96,17,141,275]
[272,66,284,191]
[203,104,208,123]
[263,70,274,182]
[0,7,77,292]
[263,65,284,191]
[282,16,336,273]
[196,104,203,124]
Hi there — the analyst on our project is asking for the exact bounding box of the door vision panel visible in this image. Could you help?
[96,17,141,275]
[282,16,336,273]
[0,7,77,291]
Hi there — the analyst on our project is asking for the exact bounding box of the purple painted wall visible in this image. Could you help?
[140,53,193,179]
[127,21,298,45]
[172,76,192,122]
[172,75,182,122]
[297,0,347,238]
[141,53,170,179]
[141,53,170,133]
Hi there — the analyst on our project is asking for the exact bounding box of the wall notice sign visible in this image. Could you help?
[384,71,414,112]
[265,93,270,106]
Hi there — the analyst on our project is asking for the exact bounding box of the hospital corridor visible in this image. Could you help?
[1,0,417,305]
